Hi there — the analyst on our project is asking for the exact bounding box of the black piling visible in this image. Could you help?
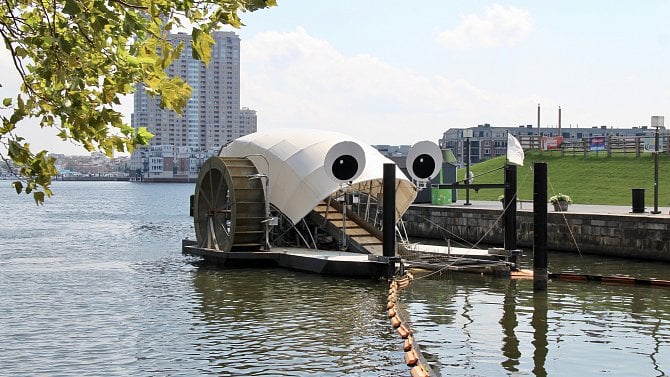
[533,162,548,291]
[504,164,518,266]
[383,163,396,257]
[383,164,398,278]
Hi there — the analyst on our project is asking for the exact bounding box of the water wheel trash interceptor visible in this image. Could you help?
[193,157,266,252]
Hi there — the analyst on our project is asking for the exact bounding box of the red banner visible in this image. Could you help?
[541,136,564,151]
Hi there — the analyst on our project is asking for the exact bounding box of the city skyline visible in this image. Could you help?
[2,1,670,155]
[132,31,256,152]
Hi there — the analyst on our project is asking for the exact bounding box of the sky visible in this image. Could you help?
[2,0,670,155]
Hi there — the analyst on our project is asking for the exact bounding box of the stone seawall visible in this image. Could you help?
[403,205,670,261]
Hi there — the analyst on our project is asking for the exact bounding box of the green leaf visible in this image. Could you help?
[12,181,23,194]
[3,98,11,106]
[135,127,154,145]
[62,0,80,16]
[33,191,45,205]
[192,28,215,63]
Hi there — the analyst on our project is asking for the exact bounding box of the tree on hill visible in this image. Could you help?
[1,0,275,203]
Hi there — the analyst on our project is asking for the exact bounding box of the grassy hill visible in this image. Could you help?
[454,151,670,206]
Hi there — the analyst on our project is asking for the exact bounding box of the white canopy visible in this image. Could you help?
[219,128,418,224]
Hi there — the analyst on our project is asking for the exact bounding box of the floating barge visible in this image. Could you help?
[182,239,396,278]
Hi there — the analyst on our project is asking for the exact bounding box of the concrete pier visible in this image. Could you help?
[403,201,670,261]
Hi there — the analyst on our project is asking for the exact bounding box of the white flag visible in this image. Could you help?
[507,133,524,166]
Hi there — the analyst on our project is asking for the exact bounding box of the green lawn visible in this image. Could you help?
[454,151,670,206]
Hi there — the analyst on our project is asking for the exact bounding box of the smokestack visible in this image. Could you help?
[537,103,541,150]
[558,106,562,135]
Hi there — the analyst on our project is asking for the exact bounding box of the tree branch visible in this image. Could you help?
[109,0,148,10]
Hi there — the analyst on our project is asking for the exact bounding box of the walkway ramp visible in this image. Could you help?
[308,201,384,256]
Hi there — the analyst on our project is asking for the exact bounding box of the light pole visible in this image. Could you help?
[651,116,664,214]
[463,129,473,205]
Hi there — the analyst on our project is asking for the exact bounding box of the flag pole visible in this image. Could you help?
[505,130,509,167]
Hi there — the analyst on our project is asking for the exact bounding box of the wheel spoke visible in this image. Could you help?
[199,191,213,212]
[214,214,231,238]
[208,168,215,208]
[214,168,224,210]
[208,217,219,250]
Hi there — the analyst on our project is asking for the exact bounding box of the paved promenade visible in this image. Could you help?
[437,200,670,218]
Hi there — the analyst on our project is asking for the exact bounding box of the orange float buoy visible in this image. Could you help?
[403,338,412,352]
[390,315,402,328]
[404,349,419,366]
[388,308,397,318]
[397,324,410,338]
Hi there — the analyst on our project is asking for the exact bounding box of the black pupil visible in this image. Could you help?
[413,154,435,179]
[332,155,358,181]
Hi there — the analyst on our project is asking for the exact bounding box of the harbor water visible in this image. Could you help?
[1,181,668,376]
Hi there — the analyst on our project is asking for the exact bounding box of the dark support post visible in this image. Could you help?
[504,164,518,267]
[383,163,396,257]
[533,162,548,291]
[465,137,472,205]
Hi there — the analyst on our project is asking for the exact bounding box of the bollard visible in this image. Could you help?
[631,188,645,213]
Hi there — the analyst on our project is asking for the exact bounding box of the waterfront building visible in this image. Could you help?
[49,153,130,177]
[130,31,257,179]
[440,123,661,164]
[373,144,411,157]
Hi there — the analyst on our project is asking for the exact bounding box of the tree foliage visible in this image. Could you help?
[0,0,275,203]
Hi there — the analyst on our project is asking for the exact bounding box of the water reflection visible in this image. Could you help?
[531,291,548,377]
[190,266,407,376]
[500,280,520,373]
[402,272,670,376]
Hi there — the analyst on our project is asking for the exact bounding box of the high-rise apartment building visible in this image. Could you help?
[130,31,257,180]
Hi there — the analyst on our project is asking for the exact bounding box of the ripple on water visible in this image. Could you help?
[400,274,670,377]
[2,183,669,376]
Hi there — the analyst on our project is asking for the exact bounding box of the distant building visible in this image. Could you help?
[440,123,659,164]
[373,144,411,157]
[129,145,209,181]
[51,153,129,177]
[130,31,257,180]
[239,107,258,140]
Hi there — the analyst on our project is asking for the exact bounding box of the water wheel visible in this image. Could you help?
[193,157,266,252]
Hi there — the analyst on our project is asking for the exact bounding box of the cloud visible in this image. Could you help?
[241,27,533,145]
[436,4,533,49]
